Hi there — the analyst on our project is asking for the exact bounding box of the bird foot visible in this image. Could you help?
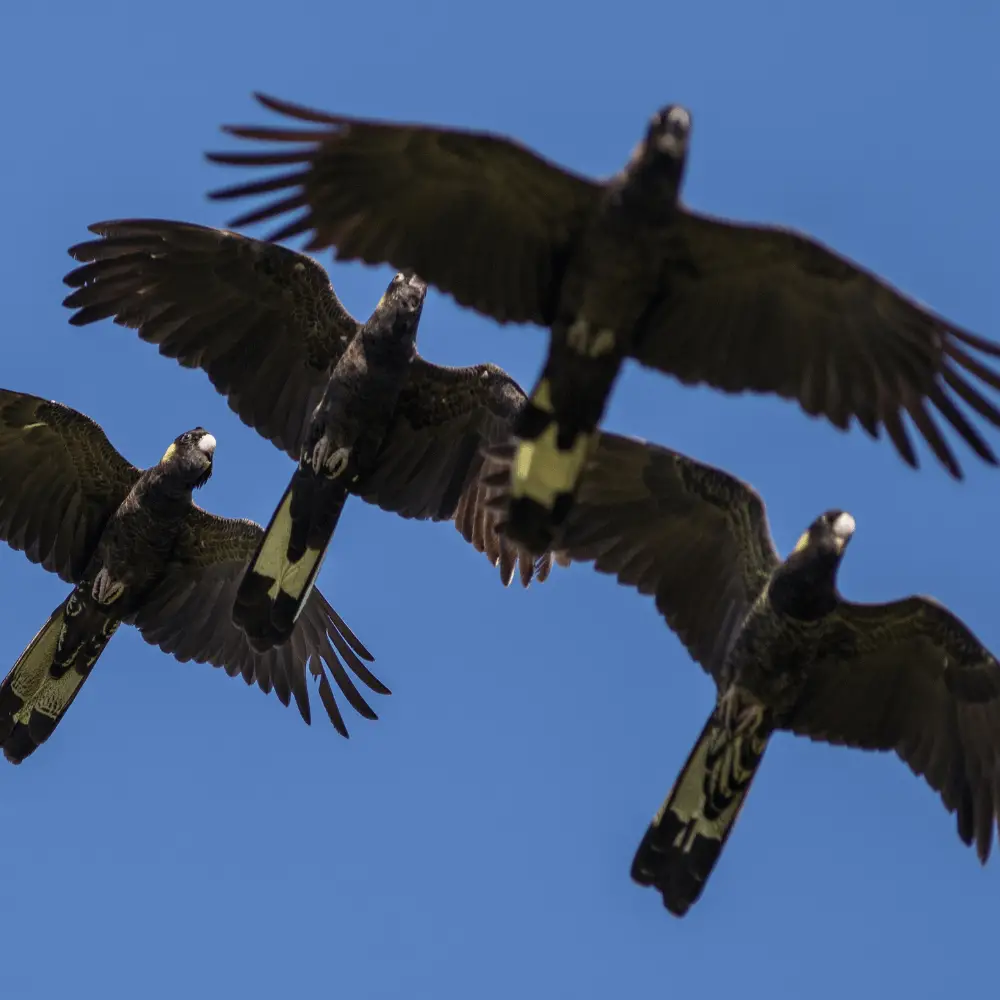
[718,686,763,735]
[309,438,351,479]
[92,568,124,605]
[735,703,765,737]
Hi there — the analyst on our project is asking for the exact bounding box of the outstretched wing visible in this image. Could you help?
[207,93,601,327]
[64,218,361,460]
[789,595,1000,861]
[126,508,386,737]
[524,433,780,681]
[355,358,552,587]
[633,212,1000,478]
[0,389,139,583]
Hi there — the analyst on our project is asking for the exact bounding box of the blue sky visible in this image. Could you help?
[2,3,998,997]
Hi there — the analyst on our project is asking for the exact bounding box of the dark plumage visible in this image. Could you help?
[205,93,1000,553]
[486,434,1000,915]
[63,219,552,648]
[0,390,385,763]
[234,270,429,647]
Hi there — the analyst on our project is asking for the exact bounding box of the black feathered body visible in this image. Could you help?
[633,543,853,916]
[294,309,419,549]
[0,390,386,760]
[63,221,554,614]
[507,430,1000,912]
[235,275,424,649]
[537,180,682,437]
[205,95,1000,558]
[53,472,196,675]
[0,458,203,763]
[721,551,847,722]
[85,468,201,611]
[510,166,686,551]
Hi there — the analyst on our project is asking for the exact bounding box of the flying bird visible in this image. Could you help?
[485,434,1000,915]
[63,219,553,648]
[204,93,1000,553]
[0,389,386,764]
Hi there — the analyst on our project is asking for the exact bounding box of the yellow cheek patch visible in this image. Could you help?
[160,442,178,463]
[511,424,591,509]
[793,531,810,553]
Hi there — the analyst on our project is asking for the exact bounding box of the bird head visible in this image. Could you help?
[646,104,693,161]
[159,427,216,489]
[792,509,856,561]
[383,270,427,316]
[624,104,692,201]
[369,270,428,345]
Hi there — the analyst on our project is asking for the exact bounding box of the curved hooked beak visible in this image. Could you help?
[831,512,856,552]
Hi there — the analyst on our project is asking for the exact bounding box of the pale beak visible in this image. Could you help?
[831,512,856,551]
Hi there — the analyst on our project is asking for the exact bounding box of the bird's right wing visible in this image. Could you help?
[64,218,361,459]
[127,509,386,738]
[207,93,602,327]
[523,432,781,681]
[0,389,139,584]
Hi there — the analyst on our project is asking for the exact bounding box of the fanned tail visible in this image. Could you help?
[632,706,772,916]
[0,593,119,764]
[234,469,348,651]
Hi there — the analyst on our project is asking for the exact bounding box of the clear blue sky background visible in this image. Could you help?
[2,3,998,997]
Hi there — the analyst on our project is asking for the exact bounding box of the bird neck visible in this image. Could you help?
[769,550,840,621]
[620,155,685,212]
[361,320,418,365]
[138,467,196,513]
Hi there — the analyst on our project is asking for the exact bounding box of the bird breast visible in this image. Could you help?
[724,612,827,716]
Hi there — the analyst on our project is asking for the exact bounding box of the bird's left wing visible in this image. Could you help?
[789,595,1000,860]
[126,508,387,737]
[353,358,552,587]
[632,212,1000,478]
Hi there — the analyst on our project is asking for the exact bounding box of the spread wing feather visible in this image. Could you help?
[64,218,360,459]
[355,358,552,586]
[502,432,780,679]
[0,390,139,583]
[126,508,386,737]
[634,212,1000,478]
[789,596,1000,860]
[207,93,601,326]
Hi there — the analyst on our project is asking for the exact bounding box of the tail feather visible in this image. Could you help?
[504,345,620,552]
[0,595,119,764]
[234,471,348,651]
[632,707,772,917]
[507,398,592,554]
